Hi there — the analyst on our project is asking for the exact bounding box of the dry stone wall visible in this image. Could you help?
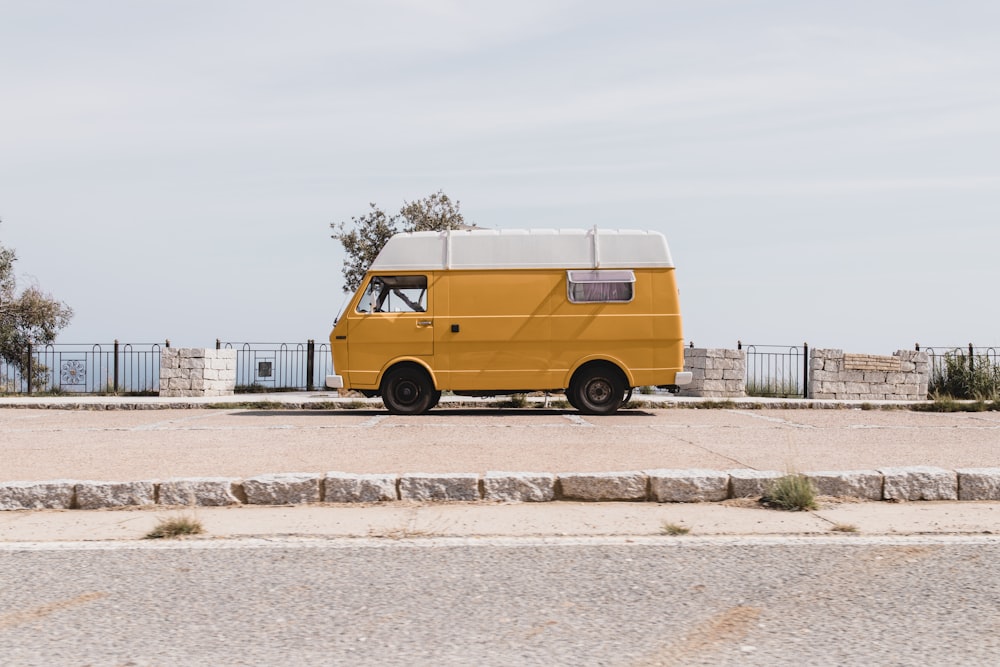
[159,348,236,397]
[808,349,928,400]
[678,348,746,398]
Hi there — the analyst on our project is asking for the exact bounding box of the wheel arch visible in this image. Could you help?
[563,356,633,390]
[377,358,439,393]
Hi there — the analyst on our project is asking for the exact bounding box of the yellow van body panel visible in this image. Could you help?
[443,270,557,389]
[330,266,686,393]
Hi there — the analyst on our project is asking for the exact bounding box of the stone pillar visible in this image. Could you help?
[678,348,746,398]
[159,348,236,397]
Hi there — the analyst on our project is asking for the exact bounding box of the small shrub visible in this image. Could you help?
[760,474,817,511]
[929,353,1000,401]
[145,515,205,539]
[661,522,690,536]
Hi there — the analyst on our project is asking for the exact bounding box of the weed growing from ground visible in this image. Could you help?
[145,515,205,539]
[661,522,691,536]
[760,474,817,511]
[830,523,859,533]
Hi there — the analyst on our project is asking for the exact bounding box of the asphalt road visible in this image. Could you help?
[4,407,1000,482]
[3,536,999,666]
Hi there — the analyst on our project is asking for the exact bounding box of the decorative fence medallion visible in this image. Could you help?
[61,359,87,385]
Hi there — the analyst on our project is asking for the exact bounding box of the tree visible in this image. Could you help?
[331,190,473,292]
[0,223,74,375]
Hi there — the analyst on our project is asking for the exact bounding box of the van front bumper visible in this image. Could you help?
[674,372,693,386]
[325,374,344,389]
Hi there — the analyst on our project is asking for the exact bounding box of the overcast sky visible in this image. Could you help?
[2,1,998,353]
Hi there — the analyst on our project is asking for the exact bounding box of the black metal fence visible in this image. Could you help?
[919,344,1000,376]
[0,340,332,395]
[739,341,809,398]
[216,341,332,392]
[1,342,163,395]
[918,344,1000,397]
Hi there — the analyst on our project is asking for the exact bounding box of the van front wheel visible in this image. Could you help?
[570,365,626,415]
[381,365,436,415]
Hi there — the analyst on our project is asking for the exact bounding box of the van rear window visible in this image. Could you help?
[566,270,635,303]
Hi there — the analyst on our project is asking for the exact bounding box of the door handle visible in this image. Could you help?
[417,320,433,327]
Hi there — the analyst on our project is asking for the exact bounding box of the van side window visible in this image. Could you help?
[566,270,635,303]
[356,275,428,313]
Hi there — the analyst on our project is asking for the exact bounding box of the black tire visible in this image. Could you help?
[381,365,436,415]
[428,390,443,410]
[570,364,627,415]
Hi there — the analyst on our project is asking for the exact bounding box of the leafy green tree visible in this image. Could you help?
[331,190,472,292]
[0,224,74,375]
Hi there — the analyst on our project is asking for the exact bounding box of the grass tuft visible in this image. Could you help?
[661,522,691,536]
[695,400,737,409]
[497,394,528,408]
[760,474,817,511]
[145,515,205,539]
[830,523,859,533]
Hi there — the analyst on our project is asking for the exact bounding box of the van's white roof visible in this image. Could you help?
[370,228,674,271]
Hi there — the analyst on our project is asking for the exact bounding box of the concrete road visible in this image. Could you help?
[3,536,1000,666]
[3,406,1000,482]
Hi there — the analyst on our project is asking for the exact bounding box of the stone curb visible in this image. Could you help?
[4,468,1000,511]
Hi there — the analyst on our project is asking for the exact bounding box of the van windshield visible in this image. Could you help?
[356,275,428,313]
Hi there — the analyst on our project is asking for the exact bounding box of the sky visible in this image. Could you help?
[1,0,999,353]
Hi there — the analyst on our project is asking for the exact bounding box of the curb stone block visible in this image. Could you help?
[647,469,729,502]
[243,473,322,505]
[558,472,648,501]
[324,472,398,503]
[804,470,883,500]
[0,481,76,511]
[399,473,480,501]
[76,481,156,509]
[483,472,556,502]
[158,478,242,506]
[880,466,958,501]
[728,470,785,498]
[956,468,1000,501]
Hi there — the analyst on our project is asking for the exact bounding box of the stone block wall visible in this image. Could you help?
[808,349,929,400]
[160,348,236,397]
[678,348,746,398]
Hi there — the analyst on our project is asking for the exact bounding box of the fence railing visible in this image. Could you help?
[1,340,332,395]
[918,344,1000,376]
[918,344,1000,399]
[1,342,163,395]
[739,341,809,398]
[216,341,332,392]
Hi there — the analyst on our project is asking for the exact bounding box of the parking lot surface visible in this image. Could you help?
[3,404,999,482]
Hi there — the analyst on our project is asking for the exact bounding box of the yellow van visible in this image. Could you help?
[327,228,691,414]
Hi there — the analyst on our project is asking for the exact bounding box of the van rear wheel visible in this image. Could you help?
[570,364,626,415]
[381,365,436,415]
